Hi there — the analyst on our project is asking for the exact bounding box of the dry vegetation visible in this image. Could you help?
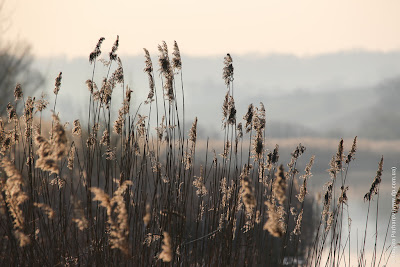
[0,37,399,266]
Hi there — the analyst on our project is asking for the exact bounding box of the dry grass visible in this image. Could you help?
[0,37,397,266]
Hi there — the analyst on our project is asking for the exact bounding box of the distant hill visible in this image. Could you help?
[30,51,400,140]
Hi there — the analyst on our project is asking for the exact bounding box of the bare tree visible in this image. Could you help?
[0,1,44,114]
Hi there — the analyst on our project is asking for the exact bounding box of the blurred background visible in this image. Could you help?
[1,0,399,263]
[2,0,400,140]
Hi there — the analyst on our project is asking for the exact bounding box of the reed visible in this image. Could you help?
[0,38,397,266]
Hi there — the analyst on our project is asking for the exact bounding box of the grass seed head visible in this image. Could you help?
[223,53,234,87]
[364,156,384,202]
[394,187,400,213]
[159,232,173,262]
[72,120,82,136]
[346,136,357,164]
[273,165,286,205]
[172,40,182,72]
[109,35,119,61]
[14,83,23,101]
[53,72,62,95]
[264,201,285,238]
[35,93,49,112]
[89,37,105,63]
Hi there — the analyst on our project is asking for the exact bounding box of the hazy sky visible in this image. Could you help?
[3,0,400,58]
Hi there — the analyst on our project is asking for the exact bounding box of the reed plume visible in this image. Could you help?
[24,96,34,139]
[364,156,383,202]
[297,155,315,203]
[223,53,234,87]
[267,144,280,170]
[35,114,67,174]
[53,72,62,95]
[109,35,119,61]
[14,83,23,101]
[346,136,357,164]
[158,41,174,101]
[35,93,49,112]
[273,164,286,205]
[243,104,254,133]
[252,103,266,160]
[193,166,207,197]
[240,164,256,213]
[71,196,88,231]
[72,119,82,136]
[89,37,105,63]
[394,187,400,213]
[172,40,182,72]
[159,232,173,262]
[264,200,285,238]
[7,103,17,122]
[34,202,55,220]
[189,117,198,144]
[67,143,76,170]
[91,180,132,255]
[0,157,30,247]
[293,209,303,235]
[143,48,155,104]
[322,181,333,218]
[52,113,67,160]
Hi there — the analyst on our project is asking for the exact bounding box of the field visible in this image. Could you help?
[0,37,399,266]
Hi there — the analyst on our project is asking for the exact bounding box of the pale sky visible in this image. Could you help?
[3,0,400,58]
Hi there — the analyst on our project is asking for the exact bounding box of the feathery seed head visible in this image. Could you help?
[193,166,207,197]
[223,53,234,86]
[143,48,153,73]
[34,202,55,219]
[54,72,62,95]
[86,79,94,94]
[346,136,357,164]
[263,201,286,238]
[109,35,119,61]
[336,138,344,170]
[222,91,229,123]
[89,37,105,63]
[52,114,67,160]
[7,102,17,122]
[189,117,198,144]
[67,143,75,170]
[227,96,236,125]
[100,130,110,146]
[291,143,306,159]
[35,93,49,112]
[71,196,88,231]
[394,187,400,213]
[364,156,383,202]
[1,157,30,246]
[240,164,256,213]
[293,209,304,236]
[267,144,280,169]
[24,97,35,139]
[111,57,124,84]
[243,104,254,133]
[72,120,82,136]
[158,42,174,101]
[339,186,349,205]
[14,83,23,101]
[297,155,315,202]
[172,40,182,72]
[273,165,286,205]
[237,123,243,139]
[159,232,173,262]
[323,181,333,217]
